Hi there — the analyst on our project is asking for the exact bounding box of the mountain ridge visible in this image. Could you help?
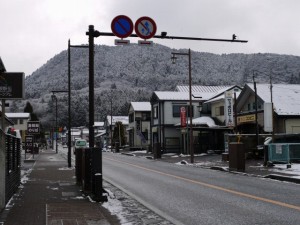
[15,44,300,128]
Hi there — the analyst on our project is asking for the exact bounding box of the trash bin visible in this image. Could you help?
[75,148,83,185]
[91,148,107,202]
[82,148,91,193]
[229,142,245,172]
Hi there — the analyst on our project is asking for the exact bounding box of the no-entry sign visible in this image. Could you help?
[135,16,157,40]
[111,15,134,39]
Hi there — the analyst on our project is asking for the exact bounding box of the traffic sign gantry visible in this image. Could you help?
[135,16,157,40]
[111,15,134,39]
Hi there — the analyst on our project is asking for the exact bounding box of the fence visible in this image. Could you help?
[5,133,21,204]
[268,143,300,164]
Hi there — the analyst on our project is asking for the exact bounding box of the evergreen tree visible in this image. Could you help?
[24,101,33,113]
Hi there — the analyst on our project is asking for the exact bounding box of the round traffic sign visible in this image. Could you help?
[111,15,134,38]
[135,16,157,40]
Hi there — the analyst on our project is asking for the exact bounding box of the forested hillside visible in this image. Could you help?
[10,44,300,129]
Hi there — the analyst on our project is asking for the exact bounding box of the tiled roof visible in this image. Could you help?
[176,85,230,93]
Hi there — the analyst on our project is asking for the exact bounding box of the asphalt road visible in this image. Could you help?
[102,152,300,225]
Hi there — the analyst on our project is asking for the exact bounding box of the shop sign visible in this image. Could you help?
[237,114,256,123]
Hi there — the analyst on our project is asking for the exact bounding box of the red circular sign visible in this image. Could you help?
[135,16,157,40]
[111,15,134,38]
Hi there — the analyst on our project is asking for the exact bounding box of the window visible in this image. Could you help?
[19,119,24,125]
[153,106,158,119]
[220,106,224,115]
[173,105,193,117]
[142,112,151,121]
[129,113,134,123]
[215,106,224,116]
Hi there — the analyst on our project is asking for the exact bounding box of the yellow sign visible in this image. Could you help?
[237,114,256,123]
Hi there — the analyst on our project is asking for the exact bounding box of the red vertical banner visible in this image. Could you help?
[180,107,186,127]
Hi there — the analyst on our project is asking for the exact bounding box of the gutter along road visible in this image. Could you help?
[102,152,300,225]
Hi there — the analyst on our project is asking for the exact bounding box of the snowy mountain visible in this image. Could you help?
[13,44,300,129]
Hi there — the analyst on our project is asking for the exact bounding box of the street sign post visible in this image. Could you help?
[138,40,153,46]
[27,121,40,135]
[180,106,187,127]
[115,39,130,46]
[111,15,134,39]
[25,135,34,154]
[135,16,157,40]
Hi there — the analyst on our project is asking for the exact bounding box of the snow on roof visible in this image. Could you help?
[247,83,300,116]
[206,89,242,104]
[5,113,30,118]
[94,122,104,127]
[192,116,217,127]
[175,116,217,127]
[176,85,230,93]
[131,102,151,111]
[154,91,212,101]
[107,116,129,125]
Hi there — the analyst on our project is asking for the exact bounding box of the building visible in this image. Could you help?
[5,112,30,141]
[150,86,240,155]
[94,122,106,148]
[236,83,300,135]
[150,91,203,154]
[128,102,151,150]
[105,116,129,147]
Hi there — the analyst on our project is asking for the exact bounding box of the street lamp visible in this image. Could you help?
[51,94,58,153]
[171,49,194,163]
[68,40,88,168]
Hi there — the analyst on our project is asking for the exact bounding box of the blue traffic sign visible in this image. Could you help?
[111,15,133,39]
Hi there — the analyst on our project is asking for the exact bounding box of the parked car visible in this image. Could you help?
[73,139,87,154]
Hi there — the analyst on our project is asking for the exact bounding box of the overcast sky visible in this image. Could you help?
[1,0,300,76]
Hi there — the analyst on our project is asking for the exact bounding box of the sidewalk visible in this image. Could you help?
[120,150,300,184]
[0,148,120,225]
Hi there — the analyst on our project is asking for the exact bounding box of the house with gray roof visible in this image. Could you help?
[236,83,300,135]
[150,91,203,155]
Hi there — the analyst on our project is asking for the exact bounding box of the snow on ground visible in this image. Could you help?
[102,181,173,225]
[270,163,300,177]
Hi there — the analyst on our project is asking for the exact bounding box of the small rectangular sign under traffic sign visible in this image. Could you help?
[115,39,130,46]
[138,40,153,46]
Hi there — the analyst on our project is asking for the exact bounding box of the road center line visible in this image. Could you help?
[104,156,300,211]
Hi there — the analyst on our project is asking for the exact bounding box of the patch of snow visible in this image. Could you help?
[132,150,147,154]
[270,163,300,176]
[87,195,96,203]
[58,167,74,170]
[175,160,189,165]
[102,196,128,224]
[21,168,32,184]
[73,196,85,200]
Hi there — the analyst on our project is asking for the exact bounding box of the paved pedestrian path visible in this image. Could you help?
[0,148,120,225]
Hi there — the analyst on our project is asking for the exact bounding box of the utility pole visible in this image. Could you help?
[171,49,194,163]
[0,100,6,209]
[253,72,259,149]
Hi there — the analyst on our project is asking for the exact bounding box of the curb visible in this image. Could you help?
[264,174,300,184]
